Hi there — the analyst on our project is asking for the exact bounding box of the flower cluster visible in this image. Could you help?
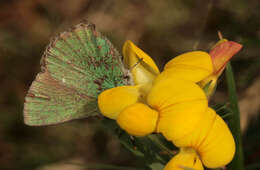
[98,40,242,169]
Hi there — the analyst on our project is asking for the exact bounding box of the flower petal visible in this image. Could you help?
[199,109,235,168]
[147,77,207,141]
[123,40,160,85]
[157,101,207,142]
[164,148,204,170]
[117,103,159,136]
[161,51,213,82]
[98,86,140,119]
[172,107,216,148]
[170,107,235,168]
[149,77,208,110]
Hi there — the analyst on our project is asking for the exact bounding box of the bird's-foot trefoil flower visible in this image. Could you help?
[98,40,238,170]
[98,40,160,136]
[148,74,235,169]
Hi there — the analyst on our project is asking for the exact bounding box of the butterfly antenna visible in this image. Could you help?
[130,56,143,71]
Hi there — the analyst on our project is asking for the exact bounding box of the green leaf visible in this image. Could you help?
[101,119,171,166]
[24,21,130,126]
[225,62,245,170]
[147,135,174,157]
[212,103,233,119]
[133,136,171,164]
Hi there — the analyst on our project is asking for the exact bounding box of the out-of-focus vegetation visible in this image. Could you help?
[0,0,259,169]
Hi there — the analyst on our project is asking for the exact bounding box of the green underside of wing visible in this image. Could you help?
[24,21,128,126]
[24,72,98,125]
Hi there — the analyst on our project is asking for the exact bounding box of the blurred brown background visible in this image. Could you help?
[0,0,259,169]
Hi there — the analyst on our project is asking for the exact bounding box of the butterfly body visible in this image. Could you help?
[24,21,131,126]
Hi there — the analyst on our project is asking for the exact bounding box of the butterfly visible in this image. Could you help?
[24,20,132,126]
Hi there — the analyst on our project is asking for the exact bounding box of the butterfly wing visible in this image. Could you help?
[24,21,129,126]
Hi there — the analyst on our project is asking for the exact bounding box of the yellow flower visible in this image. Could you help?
[148,75,235,169]
[98,40,160,136]
[98,40,213,137]
[166,108,235,169]
[97,40,235,169]
[164,148,203,170]
[199,39,242,97]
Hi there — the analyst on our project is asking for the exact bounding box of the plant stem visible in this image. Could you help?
[225,62,244,170]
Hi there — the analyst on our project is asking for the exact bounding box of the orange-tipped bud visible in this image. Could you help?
[199,40,242,97]
[210,41,242,76]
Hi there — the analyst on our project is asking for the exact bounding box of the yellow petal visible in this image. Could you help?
[98,86,140,119]
[149,77,207,110]
[171,108,235,168]
[123,40,160,85]
[157,101,207,142]
[161,51,213,82]
[117,103,159,136]
[173,107,216,149]
[147,77,207,141]
[199,109,235,168]
[165,148,204,170]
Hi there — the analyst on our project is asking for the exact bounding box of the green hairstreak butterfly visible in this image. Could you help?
[24,20,131,126]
